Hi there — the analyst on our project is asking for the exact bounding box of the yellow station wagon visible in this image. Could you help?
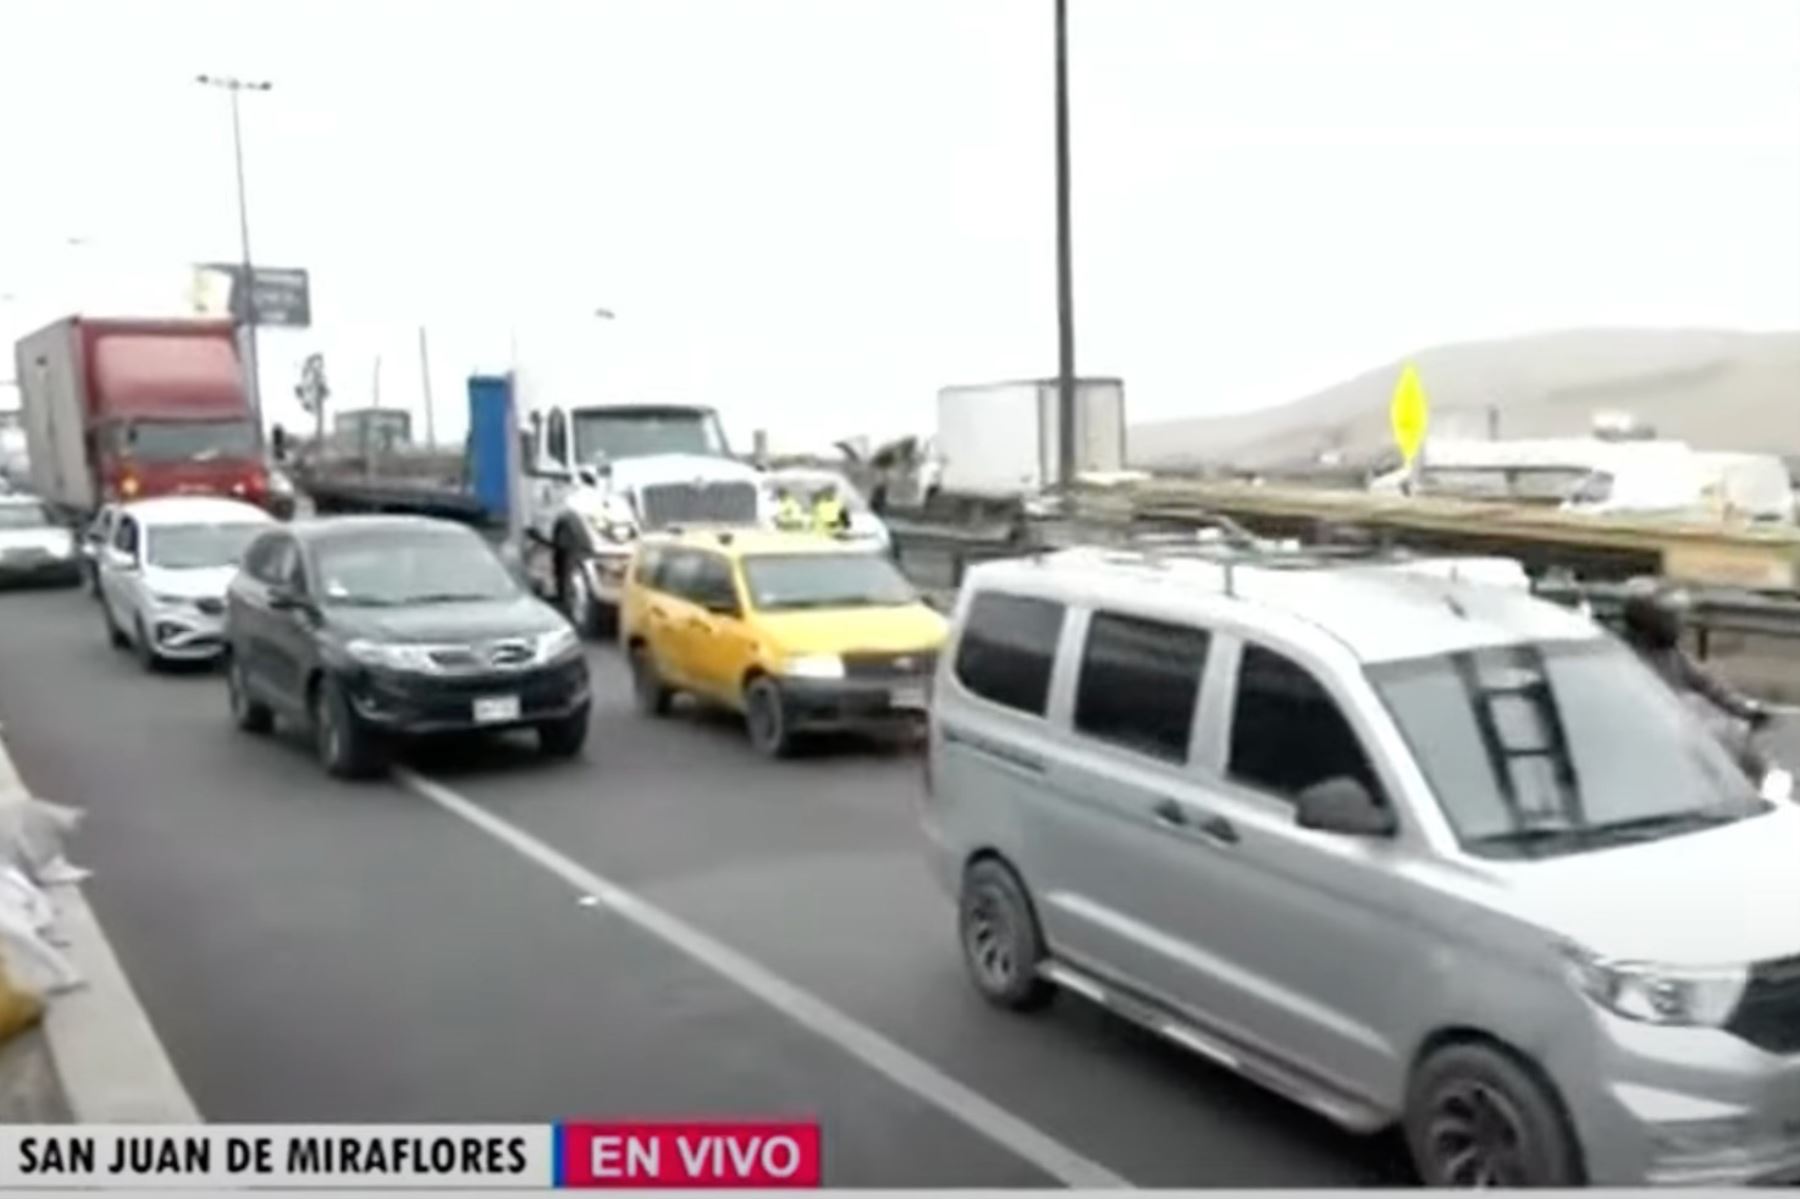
[620,528,947,756]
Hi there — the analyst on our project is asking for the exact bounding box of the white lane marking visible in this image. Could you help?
[393,766,1131,1190]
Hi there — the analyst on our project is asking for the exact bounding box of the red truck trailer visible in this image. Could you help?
[13,316,269,516]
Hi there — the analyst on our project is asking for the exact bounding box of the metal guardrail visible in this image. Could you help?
[890,524,1800,653]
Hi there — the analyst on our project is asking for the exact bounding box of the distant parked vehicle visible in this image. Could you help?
[96,496,274,669]
[0,495,81,588]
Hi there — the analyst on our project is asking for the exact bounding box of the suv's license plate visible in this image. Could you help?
[890,685,927,710]
[473,695,521,724]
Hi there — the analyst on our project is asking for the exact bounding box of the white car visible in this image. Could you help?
[97,496,274,669]
[0,495,81,587]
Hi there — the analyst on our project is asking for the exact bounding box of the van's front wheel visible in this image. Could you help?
[1406,1042,1582,1187]
[958,859,1054,1011]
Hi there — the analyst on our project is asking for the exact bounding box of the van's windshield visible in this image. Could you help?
[1368,638,1768,859]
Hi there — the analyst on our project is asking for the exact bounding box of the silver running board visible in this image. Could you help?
[1038,960,1390,1134]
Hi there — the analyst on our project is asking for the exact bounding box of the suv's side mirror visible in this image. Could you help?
[103,546,137,573]
[1296,777,1396,837]
[706,594,740,618]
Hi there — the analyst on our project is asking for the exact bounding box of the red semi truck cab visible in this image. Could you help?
[14,317,269,514]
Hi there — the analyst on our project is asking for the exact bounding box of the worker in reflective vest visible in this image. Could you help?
[811,487,847,533]
[774,488,806,530]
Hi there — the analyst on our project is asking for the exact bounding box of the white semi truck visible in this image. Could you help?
[510,332,765,637]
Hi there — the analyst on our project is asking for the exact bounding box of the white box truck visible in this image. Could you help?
[933,377,1126,501]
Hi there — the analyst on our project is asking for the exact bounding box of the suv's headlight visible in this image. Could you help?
[537,626,581,663]
[1563,946,1747,1027]
[783,654,844,680]
[345,639,440,673]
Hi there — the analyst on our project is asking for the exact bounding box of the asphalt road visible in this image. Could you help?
[21,581,1791,1186]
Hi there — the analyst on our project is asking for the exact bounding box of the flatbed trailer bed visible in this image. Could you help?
[1099,478,1800,592]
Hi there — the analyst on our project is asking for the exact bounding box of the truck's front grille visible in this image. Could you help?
[1727,954,1800,1054]
[639,481,760,529]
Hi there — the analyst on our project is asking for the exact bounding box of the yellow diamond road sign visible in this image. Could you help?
[1390,362,1430,465]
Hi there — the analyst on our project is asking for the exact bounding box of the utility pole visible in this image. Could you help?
[418,325,437,451]
[1053,0,1078,491]
[196,73,273,451]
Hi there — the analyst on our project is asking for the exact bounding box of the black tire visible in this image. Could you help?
[312,677,384,779]
[958,858,1055,1011]
[629,643,673,717]
[1405,1041,1582,1187]
[226,653,274,734]
[133,616,161,672]
[537,704,591,758]
[744,676,796,758]
[558,542,615,640]
[101,599,128,649]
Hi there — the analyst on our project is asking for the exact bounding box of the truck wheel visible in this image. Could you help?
[959,858,1055,1011]
[1405,1041,1582,1187]
[313,678,384,779]
[558,547,613,639]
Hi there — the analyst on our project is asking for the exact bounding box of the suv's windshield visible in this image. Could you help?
[313,530,520,607]
[0,503,54,530]
[741,552,915,611]
[572,409,730,463]
[145,523,265,570]
[1370,638,1767,858]
[118,419,259,463]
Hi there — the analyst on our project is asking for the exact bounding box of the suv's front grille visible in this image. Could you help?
[843,650,936,681]
[1727,954,1800,1054]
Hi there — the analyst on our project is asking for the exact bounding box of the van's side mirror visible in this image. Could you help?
[575,465,600,487]
[1296,777,1396,837]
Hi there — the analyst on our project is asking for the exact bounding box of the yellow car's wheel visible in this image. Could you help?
[744,676,795,759]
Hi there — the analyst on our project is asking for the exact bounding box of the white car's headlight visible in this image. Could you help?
[782,654,845,680]
[537,625,581,662]
[1563,946,1747,1027]
[345,639,440,673]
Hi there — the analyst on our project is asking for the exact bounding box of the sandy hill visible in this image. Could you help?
[1132,328,1800,475]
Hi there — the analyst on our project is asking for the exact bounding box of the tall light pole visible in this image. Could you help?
[1053,0,1078,492]
[196,73,272,449]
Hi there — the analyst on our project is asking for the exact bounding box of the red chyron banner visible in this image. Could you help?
[557,1122,822,1188]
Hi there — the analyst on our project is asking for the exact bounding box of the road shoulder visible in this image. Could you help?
[0,724,198,1122]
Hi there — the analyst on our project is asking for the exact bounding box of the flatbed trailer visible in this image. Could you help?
[1100,478,1800,592]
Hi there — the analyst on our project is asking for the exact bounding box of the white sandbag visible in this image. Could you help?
[0,798,88,885]
[0,869,83,996]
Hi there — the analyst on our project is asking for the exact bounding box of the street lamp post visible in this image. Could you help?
[1053,0,1078,493]
[196,73,272,449]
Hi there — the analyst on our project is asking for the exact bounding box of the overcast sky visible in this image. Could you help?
[2,0,1797,450]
